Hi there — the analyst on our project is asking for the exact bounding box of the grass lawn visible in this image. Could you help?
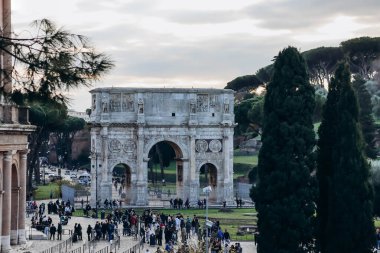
[34,183,60,200]
[233,155,258,166]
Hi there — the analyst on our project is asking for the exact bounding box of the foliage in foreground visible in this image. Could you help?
[252,47,316,253]
[0,19,113,194]
[316,62,375,253]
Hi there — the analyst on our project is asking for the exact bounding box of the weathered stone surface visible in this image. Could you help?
[89,88,235,206]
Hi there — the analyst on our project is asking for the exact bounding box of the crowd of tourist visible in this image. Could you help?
[28,199,245,252]
[27,200,70,240]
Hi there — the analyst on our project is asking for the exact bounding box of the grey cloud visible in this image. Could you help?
[75,0,128,12]
[76,0,158,14]
[245,0,380,31]
[105,35,293,83]
[162,10,245,25]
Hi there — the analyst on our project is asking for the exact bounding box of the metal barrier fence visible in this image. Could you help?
[92,234,122,253]
[40,230,74,253]
[95,245,109,253]
[121,242,140,253]
[69,247,83,253]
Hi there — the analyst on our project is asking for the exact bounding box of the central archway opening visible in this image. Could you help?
[147,141,183,201]
[199,163,218,202]
[112,163,132,204]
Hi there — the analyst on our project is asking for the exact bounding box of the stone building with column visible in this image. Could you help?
[89,87,235,206]
[0,0,36,252]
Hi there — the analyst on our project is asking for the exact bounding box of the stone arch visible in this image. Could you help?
[145,139,185,199]
[144,137,187,160]
[11,164,19,244]
[108,160,137,176]
[198,162,219,202]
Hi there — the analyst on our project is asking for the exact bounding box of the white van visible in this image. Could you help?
[78,173,91,182]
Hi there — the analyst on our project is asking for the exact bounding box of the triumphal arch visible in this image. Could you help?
[89,88,235,206]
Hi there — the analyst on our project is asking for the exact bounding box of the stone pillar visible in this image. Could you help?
[18,151,27,244]
[136,126,147,205]
[2,0,12,94]
[223,128,234,204]
[189,132,199,205]
[10,185,19,245]
[100,128,112,203]
[1,151,12,252]
[0,153,3,251]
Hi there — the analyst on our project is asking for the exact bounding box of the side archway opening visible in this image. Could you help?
[112,163,132,204]
[199,163,218,202]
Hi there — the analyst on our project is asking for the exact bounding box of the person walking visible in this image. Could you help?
[50,224,57,240]
[78,223,83,240]
[87,225,93,241]
[57,223,63,240]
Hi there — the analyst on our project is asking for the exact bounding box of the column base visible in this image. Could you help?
[18,229,26,244]
[10,230,18,245]
[223,181,234,204]
[1,235,11,252]
[189,181,199,206]
[100,182,112,204]
[135,182,148,206]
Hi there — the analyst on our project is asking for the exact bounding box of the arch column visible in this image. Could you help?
[136,127,147,205]
[0,153,3,251]
[189,132,199,205]
[223,128,234,204]
[1,151,12,252]
[10,185,19,245]
[18,150,28,244]
[100,128,112,203]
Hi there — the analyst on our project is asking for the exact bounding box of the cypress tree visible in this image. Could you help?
[352,76,377,159]
[318,62,375,253]
[316,61,341,253]
[254,47,316,253]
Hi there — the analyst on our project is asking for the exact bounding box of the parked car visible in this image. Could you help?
[70,172,77,179]
[64,170,70,175]
[78,179,90,186]
[78,174,91,182]
[51,175,62,182]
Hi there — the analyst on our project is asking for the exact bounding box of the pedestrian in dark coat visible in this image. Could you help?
[57,223,63,240]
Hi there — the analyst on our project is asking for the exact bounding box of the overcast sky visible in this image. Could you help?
[12,0,380,112]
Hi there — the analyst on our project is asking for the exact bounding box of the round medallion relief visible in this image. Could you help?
[109,139,122,152]
[123,140,136,153]
[195,139,208,153]
[209,139,222,152]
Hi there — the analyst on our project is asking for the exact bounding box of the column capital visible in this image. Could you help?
[11,187,20,193]
[19,149,29,156]
[3,150,12,160]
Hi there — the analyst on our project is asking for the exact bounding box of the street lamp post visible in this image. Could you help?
[203,185,212,253]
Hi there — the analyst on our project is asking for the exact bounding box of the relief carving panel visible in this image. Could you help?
[197,94,209,112]
[122,94,134,112]
[110,94,122,112]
